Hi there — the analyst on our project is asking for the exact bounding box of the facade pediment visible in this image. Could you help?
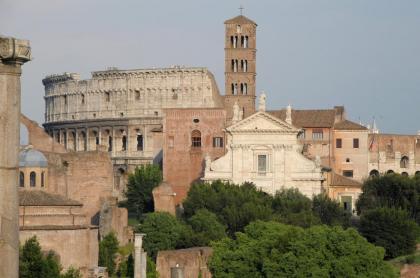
[227,112,299,134]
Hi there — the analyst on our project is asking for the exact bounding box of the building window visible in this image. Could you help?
[19,172,24,187]
[213,137,224,148]
[258,155,267,175]
[81,94,85,104]
[137,134,143,151]
[122,136,127,151]
[402,172,409,177]
[236,25,241,33]
[341,196,353,213]
[191,130,201,148]
[30,172,36,187]
[135,91,140,100]
[343,170,353,178]
[312,129,323,140]
[108,136,113,152]
[369,169,379,177]
[345,158,351,163]
[400,156,409,168]
[41,172,45,187]
[336,138,342,148]
[105,92,110,102]
[353,138,359,148]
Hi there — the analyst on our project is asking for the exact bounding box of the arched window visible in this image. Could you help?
[386,170,394,175]
[122,136,127,151]
[135,91,140,100]
[41,172,45,187]
[30,172,36,187]
[19,172,24,187]
[108,136,113,152]
[401,172,409,177]
[415,171,420,177]
[369,169,379,177]
[191,130,201,148]
[243,83,248,95]
[137,133,143,151]
[400,156,409,168]
[81,94,85,105]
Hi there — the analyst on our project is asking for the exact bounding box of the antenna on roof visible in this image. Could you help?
[239,5,244,15]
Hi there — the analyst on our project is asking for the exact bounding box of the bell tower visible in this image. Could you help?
[224,13,257,120]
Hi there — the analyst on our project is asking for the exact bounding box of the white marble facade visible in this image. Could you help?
[203,111,324,197]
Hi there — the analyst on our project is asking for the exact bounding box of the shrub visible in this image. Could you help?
[99,233,119,275]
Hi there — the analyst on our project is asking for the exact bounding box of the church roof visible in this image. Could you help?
[334,120,368,131]
[19,190,82,206]
[227,111,299,133]
[330,173,362,187]
[224,15,257,26]
[19,147,48,168]
[268,109,336,128]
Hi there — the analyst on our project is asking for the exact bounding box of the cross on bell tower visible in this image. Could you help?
[223,12,257,120]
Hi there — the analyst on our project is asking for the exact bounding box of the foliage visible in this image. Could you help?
[19,236,61,278]
[312,193,351,227]
[359,207,419,258]
[209,221,397,278]
[272,188,321,228]
[99,232,119,275]
[187,209,227,246]
[116,254,134,278]
[183,181,273,235]
[357,174,420,224]
[61,266,82,278]
[137,212,189,260]
[146,255,159,278]
[123,164,163,219]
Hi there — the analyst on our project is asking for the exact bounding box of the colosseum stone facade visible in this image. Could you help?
[42,67,224,181]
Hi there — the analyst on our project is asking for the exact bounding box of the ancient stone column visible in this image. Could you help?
[0,36,31,278]
[134,233,146,278]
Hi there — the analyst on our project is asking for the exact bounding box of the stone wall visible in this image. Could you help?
[20,227,98,274]
[156,247,212,278]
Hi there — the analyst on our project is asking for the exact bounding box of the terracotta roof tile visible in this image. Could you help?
[19,190,82,206]
[268,109,336,128]
[334,120,367,130]
[330,173,362,187]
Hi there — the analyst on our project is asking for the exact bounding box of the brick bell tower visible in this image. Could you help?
[224,12,257,120]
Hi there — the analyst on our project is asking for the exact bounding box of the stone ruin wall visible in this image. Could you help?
[43,67,224,124]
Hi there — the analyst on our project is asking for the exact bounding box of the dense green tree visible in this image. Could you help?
[137,212,189,259]
[187,209,227,246]
[183,181,273,235]
[19,236,62,278]
[359,207,419,258]
[271,188,321,228]
[99,232,119,275]
[357,174,420,224]
[209,221,397,277]
[312,193,351,227]
[123,164,162,219]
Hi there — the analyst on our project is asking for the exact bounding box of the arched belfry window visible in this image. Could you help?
[191,130,201,148]
[400,156,409,168]
[19,172,25,187]
[30,172,36,187]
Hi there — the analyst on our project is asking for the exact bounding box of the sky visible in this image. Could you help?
[1,0,420,134]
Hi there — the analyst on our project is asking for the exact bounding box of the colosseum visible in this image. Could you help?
[42,67,224,182]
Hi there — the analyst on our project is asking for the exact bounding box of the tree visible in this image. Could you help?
[99,232,119,275]
[359,207,419,258]
[357,174,420,224]
[137,212,189,260]
[209,221,397,277]
[19,236,61,278]
[187,209,227,246]
[183,181,273,235]
[272,188,321,228]
[124,164,162,219]
[312,193,351,227]
[61,267,82,278]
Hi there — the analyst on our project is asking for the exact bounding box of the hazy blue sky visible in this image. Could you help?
[1,0,419,134]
